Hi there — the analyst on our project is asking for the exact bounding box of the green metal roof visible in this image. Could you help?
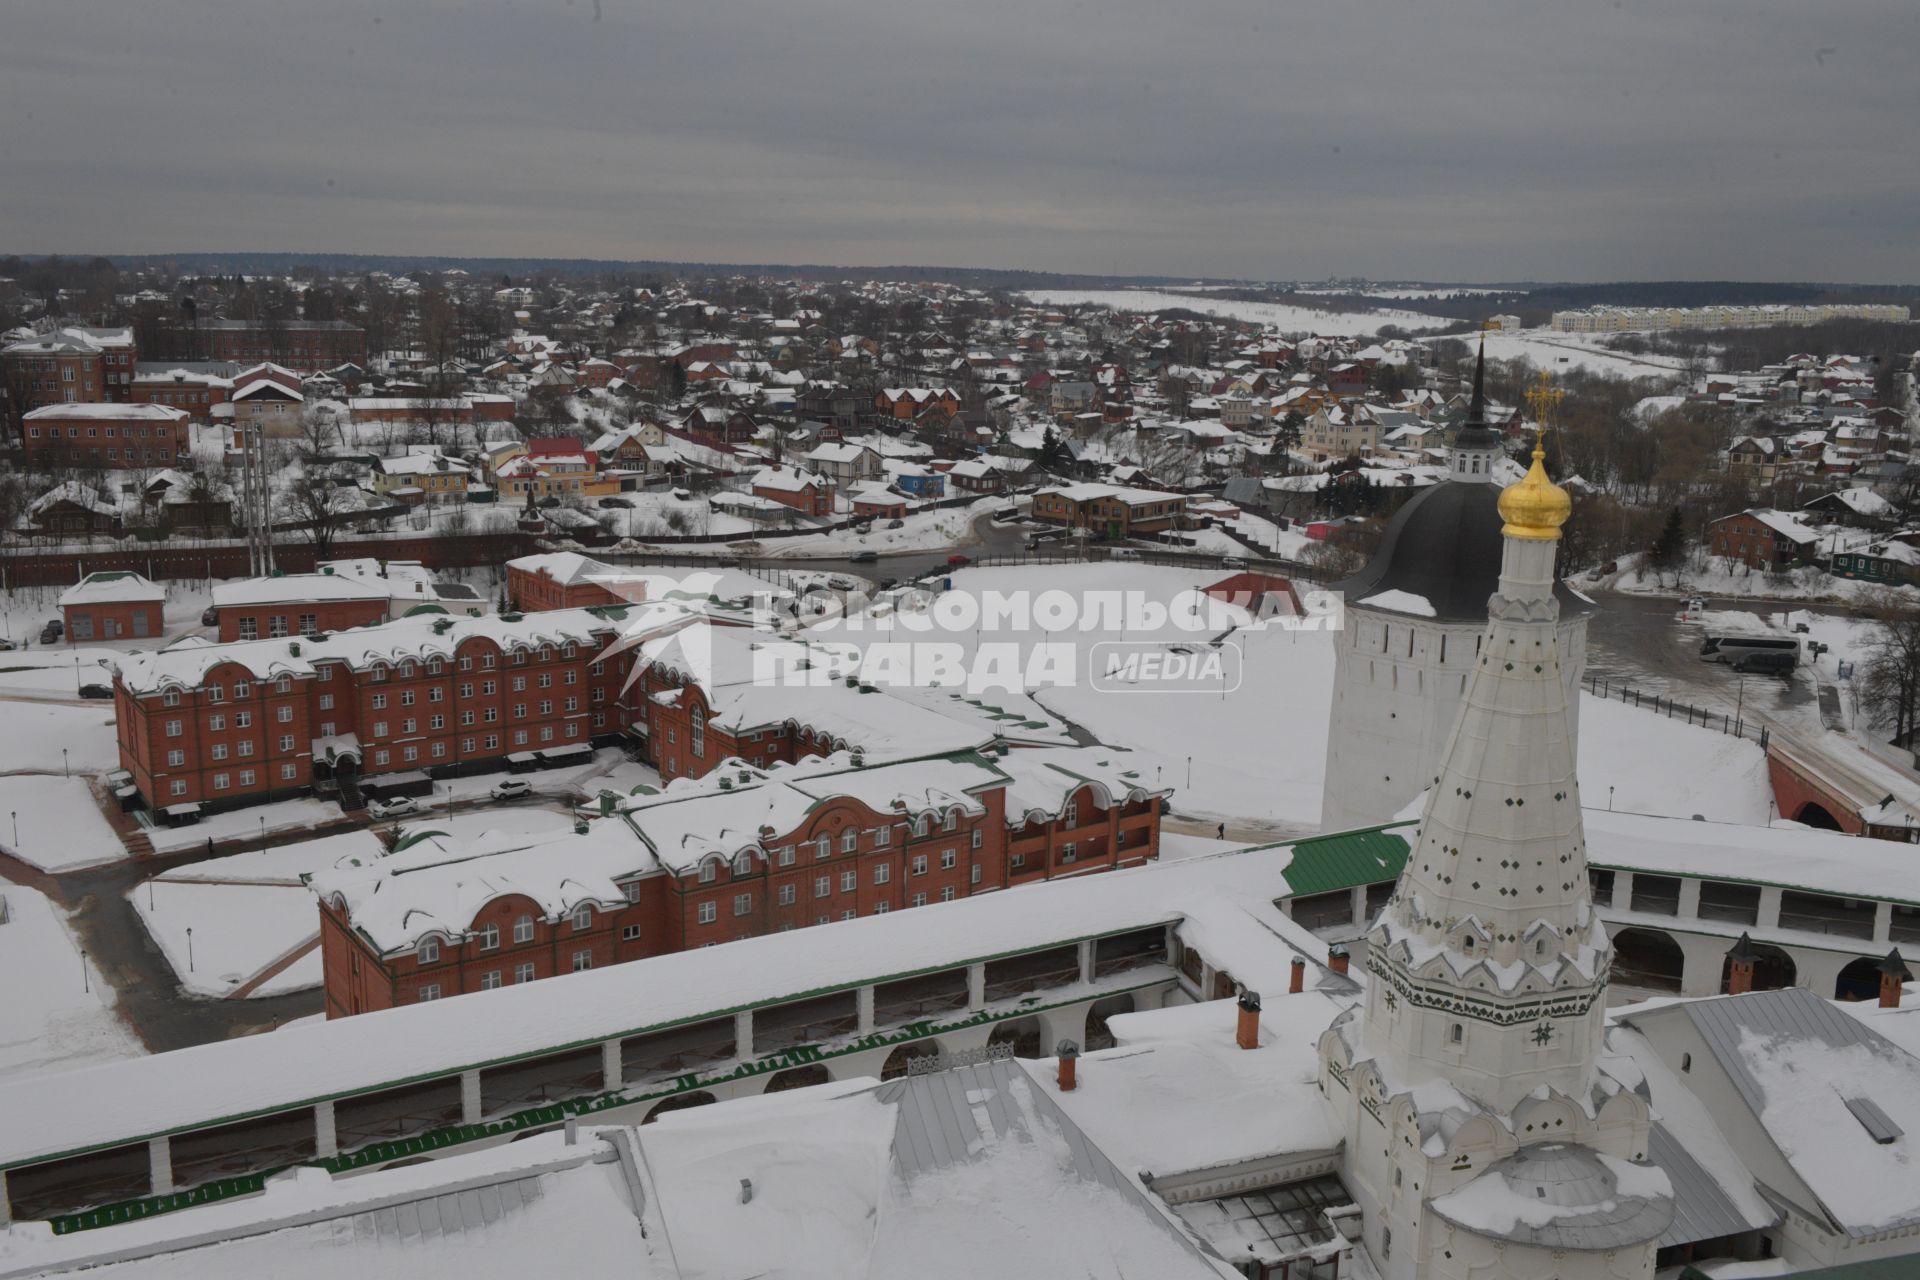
[1279,823,1412,898]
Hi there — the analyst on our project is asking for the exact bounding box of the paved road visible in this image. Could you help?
[1582,588,1835,727]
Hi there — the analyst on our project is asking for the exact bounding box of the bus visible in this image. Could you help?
[1699,635,1800,670]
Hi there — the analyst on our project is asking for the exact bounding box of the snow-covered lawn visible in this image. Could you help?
[0,703,119,775]
[1605,554,1918,607]
[1425,328,1689,382]
[385,807,578,843]
[1021,289,1451,336]
[155,828,386,885]
[143,796,348,854]
[0,885,141,1081]
[0,649,119,698]
[1577,695,1771,824]
[0,776,127,872]
[130,880,322,998]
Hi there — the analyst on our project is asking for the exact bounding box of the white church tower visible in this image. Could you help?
[1318,424,1673,1280]
[1320,345,1590,833]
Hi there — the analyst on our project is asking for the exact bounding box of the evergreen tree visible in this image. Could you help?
[1648,506,1687,578]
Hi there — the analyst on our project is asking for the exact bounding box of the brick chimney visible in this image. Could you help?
[1236,990,1262,1050]
[1880,949,1912,1009]
[1328,945,1350,977]
[1289,956,1306,994]
[1726,933,1759,995]
[1056,1039,1080,1092]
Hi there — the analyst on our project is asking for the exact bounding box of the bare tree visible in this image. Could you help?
[1858,592,1920,764]
[279,456,359,559]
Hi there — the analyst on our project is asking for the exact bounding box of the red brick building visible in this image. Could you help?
[131,368,232,414]
[2,327,136,416]
[22,403,191,469]
[1707,508,1820,571]
[506,552,633,612]
[196,320,367,372]
[1031,483,1187,538]
[308,745,1165,1016]
[59,571,166,642]
[209,575,393,643]
[113,611,635,812]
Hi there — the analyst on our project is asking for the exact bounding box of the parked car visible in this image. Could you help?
[886,518,904,529]
[43,618,63,637]
[79,682,114,700]
[1109,548,1140,560]
[947,554,972,568]
[367,795,420,819]
[1220,555,1247,569]
[0,638,14,652]
[597,497,633,509]
[490,779,534,801]
[201,605,221,627]
[39,624,62,645]
[850,551,879,564]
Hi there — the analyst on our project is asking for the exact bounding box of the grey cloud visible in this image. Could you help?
[0,0,1915,280]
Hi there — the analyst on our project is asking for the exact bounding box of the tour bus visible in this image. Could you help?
[1699,634,1800,672]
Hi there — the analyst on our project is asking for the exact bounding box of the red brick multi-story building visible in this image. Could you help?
[308,745,1165,1017]
[751,465,833,516]
[3,327,137,415]
[194,319,367,372]
[22,403,191,469]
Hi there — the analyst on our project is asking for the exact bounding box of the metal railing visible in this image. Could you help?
[1583,675,1769,748]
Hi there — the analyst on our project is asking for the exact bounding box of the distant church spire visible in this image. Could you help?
[1448,330,1500,481]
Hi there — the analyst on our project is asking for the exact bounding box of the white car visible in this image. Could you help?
[490,779,534,801]
[1220,555,1247,569]
[368,795,419,819]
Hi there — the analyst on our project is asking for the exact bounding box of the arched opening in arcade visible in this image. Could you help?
[879,1039,942,1080]
[1795,802,1845,831]
[1610,927,1685,995]
[1836,955,1886,1002]
[764,1064,832,1093]
[986,1015,1043,1058]
[642,1091,717,1124]
[1721,942,1796,994]
[1084,995,1136,1052]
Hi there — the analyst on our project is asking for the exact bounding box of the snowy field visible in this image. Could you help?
[1021,289,1450,336]
[0,776,127,872]
[1605,554,1918,607]
[602,497,1000,560]
[1427,328,1690,382]
[0,703,119,775]
[132,880,322,999]
[0,886,140,1081]
[809,563,1772,833]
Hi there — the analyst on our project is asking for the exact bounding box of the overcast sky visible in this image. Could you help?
[2,0,1915,282]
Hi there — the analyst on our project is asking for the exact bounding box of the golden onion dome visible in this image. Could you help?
[1498,435,1572,541]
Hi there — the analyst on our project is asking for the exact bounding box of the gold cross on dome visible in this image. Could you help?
[1523,370,1563,428]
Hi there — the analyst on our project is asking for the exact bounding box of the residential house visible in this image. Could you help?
[1707,509,1821,570]
[59,571,165,642]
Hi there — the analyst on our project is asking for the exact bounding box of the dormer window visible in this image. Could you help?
[1461,935,1475,952]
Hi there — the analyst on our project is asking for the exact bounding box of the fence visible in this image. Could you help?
[1583,675,1769,749]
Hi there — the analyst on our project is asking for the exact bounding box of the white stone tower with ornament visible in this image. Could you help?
[1317,411,1674,1280]
[1320,348,1591,833]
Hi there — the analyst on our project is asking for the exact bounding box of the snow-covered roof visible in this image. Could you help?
[58,570,163,607]
[23,402,187,423]
[210,574,390,608]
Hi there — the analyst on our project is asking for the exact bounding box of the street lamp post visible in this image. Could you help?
[186,926,195,973]
[259,815,266,852]
[81,948,89,993]
[1608,786,1615,812]
[9,811,15,846]
[62,748,69,779]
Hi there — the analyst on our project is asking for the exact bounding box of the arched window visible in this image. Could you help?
[690,706,705,757]
[733,852,752,875]
[700,860,718,883]
[912,815,930,838]
[513,914,535,943]
[841,827,858,853]
[942,810,958,832]
[572,904,592,930]
[399,661,416,678]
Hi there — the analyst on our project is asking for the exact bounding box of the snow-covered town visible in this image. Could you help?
[5,4,1920,1279]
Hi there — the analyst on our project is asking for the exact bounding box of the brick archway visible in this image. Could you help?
[1767,746,1864,835]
